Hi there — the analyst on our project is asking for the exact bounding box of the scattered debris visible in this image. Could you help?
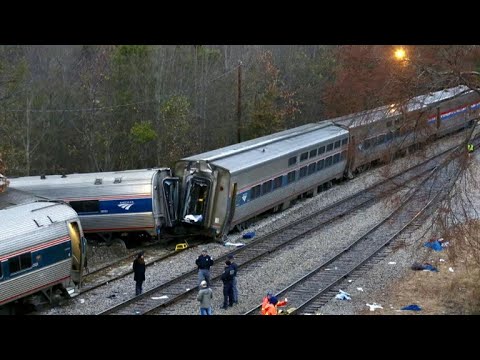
[366,303,383,311]
[224,241,245,247]
[448,267,454,272]
[243,231,255,239]
[401,304,422,311]
[388,261,397,265]
[424,238,448,251]
[356,287,364,292]
[335,289,351,301]
[184,214,203,223]
[411,262,438,272]
[151,295,168,300]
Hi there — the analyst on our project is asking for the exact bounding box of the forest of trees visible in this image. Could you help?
[1,45,479,177]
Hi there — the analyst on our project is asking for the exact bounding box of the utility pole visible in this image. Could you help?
[237,60,242,143]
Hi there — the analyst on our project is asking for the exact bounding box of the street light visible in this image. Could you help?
[394,47,407,61]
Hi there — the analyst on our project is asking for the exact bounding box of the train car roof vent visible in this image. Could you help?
[114,177,122,184]
[94,178,103,185]
[40,175,46,179]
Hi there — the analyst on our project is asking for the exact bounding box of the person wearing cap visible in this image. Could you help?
[260,291,288,315]
[133,251,146,296]
[220,260,235,309]
[227,254,239,304]
[195,248,214,288]
[196,280,213,315]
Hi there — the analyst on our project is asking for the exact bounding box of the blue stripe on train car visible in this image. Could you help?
[76,198,153,215]
[101,198,152,214]
[1,242,71,280]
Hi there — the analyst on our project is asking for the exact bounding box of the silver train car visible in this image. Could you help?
[9,168,179,244]
[175,122,349,239]
[0,189,86,312]
[334,85,480,176]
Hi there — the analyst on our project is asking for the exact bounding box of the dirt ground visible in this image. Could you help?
[358,245,480,315]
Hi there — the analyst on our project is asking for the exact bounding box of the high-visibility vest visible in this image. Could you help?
[468,144,474,152]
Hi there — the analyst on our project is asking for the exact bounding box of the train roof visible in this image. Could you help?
[333,85,471,128]
[0,201,78,245]
[0,187,48,210]
[9,168,169,190]
[180,122,348,173]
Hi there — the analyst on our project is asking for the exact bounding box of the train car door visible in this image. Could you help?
[162,177,179,227]
[68,221,85,286]
[181,176,212,226]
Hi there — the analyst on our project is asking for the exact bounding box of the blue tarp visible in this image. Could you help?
[424,240,443,251]
[401,304,422,311]
[243,231,255,239]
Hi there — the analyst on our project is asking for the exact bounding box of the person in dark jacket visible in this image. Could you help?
[221,260,235,309]
[227,254,239,304]
[195,248,214,288]
[133,251,146,296]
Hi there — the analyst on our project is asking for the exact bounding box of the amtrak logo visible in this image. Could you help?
[118,201,134,210]
[242,194,247,202]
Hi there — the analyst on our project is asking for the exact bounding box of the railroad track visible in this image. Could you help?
[77,236,200,295]
[244,142,468,315]
[99,143,462,315]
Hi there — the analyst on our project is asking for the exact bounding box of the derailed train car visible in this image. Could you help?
[334,85,480,176]
[0,188,87,312]
[175,122,349,239]
[9,168,179,244]
[175,85,480,240]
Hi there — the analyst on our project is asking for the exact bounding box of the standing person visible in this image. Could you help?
[221,260,235,309]
[133,251,146,296]
[227,254,239,304]
[197,280,213,315]
[195,248,214,288]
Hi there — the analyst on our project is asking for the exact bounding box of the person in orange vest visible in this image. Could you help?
[260,291,288,315]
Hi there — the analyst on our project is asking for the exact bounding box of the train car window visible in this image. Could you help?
[326,143,334,152]
[273,176,283,190]
[0,262,2,279]
[8,252,32,274]
[333,153,340,164]
[287,171,296,184]
[300,152,308,162]
[262,180,272,194]
[317,159,325,171]
[318,146,325,155]
[309,149,317,158]
[288,156,297,166]
[69,200,100,214]
[325,156,333,167]
[342,138,348,146]
[299,166,307,178]
[308,163,316,175]
[341,151,347,161]
[334,140,341,149]
[251,185,261,200]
